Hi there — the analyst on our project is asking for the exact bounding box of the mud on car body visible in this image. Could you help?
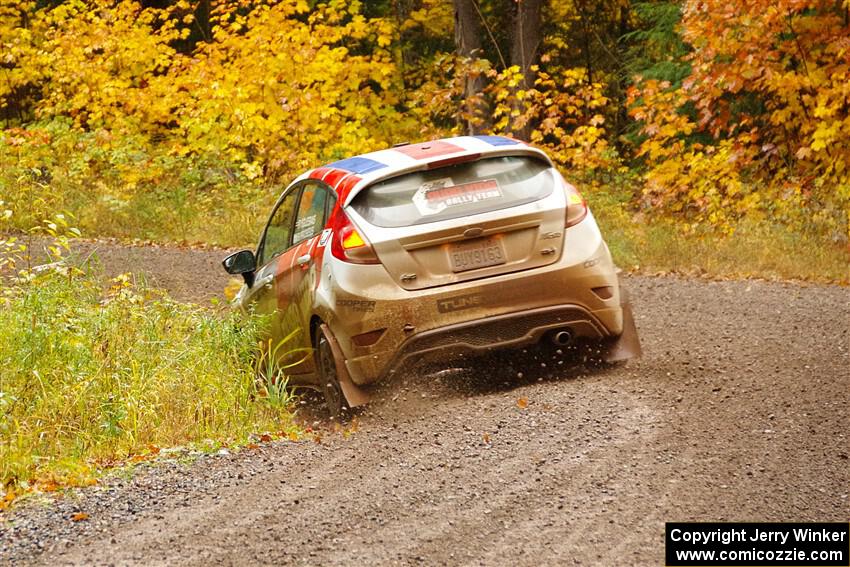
[223,135,641,415]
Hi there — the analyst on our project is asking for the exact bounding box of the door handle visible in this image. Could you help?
[296,254,312,267]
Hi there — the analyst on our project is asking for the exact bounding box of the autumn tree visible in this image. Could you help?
[0,0,45,124]
[629,0,850,235]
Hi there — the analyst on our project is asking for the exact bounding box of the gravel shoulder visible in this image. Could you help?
[1,240,848,566]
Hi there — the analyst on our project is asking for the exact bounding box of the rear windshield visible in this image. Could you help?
[350,156,555,228]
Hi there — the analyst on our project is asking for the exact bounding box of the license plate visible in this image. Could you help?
[448,237,506,272]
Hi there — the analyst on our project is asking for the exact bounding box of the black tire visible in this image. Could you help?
[315,328,349,419]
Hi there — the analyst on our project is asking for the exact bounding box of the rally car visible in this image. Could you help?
[223,136,640,415]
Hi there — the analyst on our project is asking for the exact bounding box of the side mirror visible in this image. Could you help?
[222,250,256,287]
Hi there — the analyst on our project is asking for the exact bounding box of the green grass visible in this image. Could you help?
[2,180,271,249]
[0,267,297,491]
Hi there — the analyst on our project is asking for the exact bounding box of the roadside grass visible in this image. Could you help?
[588,184,849,285]
[0,265,298,499]
[2,157,275,249]
[4,188,271,250]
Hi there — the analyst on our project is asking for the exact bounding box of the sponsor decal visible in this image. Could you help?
[437,293,484,313]
[337,299,376,312]
[413,178,502,216]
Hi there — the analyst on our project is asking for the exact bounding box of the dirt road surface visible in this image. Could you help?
[1,240,848,566]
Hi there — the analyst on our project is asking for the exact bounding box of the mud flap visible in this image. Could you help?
[602,300,642,363]
[319,323,371,408]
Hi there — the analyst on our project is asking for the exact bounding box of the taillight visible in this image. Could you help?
[564,182,588,227]
[331,210,380,264]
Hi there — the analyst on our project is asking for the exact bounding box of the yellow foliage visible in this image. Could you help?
[629,0,849,237]
[2,0,845,246]
[410,56,617,171]
[0,0,427,242]
[166,0,411,178]
[1,1,416,177]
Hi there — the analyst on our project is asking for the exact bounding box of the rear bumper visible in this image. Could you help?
[376,303,609,376]
[320,213,624,385]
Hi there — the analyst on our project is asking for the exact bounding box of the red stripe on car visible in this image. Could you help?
[309,167,332,180]
[334,174,362,202]
[323,168,352,188]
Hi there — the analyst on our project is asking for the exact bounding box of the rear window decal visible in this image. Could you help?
[413,178,502,216]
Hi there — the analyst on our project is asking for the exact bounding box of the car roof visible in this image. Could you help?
[294,135,553,206]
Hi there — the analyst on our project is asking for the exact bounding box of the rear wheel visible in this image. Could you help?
[315,327,349,419]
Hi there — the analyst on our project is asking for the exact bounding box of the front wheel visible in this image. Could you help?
[315,327,349,419]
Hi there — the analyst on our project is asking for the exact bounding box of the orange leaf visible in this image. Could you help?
[482,433,491,444]
[259,433,272,443]
[517,397,528,409]
[246,443,259,449]
[38,480,60,493]
[71,512,89,522]
[0,489,17,510]
[288,431,299,442]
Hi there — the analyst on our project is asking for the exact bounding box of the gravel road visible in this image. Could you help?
[1,240,848,566]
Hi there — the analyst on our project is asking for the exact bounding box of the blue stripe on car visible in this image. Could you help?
[474,135,520,146]
[327,156,388,174]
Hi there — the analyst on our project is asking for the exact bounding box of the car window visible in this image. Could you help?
[259,189,298,266]
[326,191,338,222]
[350,156,554,228]
[293,183,329,245]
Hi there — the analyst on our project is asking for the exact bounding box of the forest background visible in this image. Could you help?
[1,0,848,279]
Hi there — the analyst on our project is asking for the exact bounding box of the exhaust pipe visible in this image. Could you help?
[551,328,574,346]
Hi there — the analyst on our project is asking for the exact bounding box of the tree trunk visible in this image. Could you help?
[576,0,594,84]
[394,0,419,85]
[453,0,488,134]
[509,0,544,140]
[196,0,212,42]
